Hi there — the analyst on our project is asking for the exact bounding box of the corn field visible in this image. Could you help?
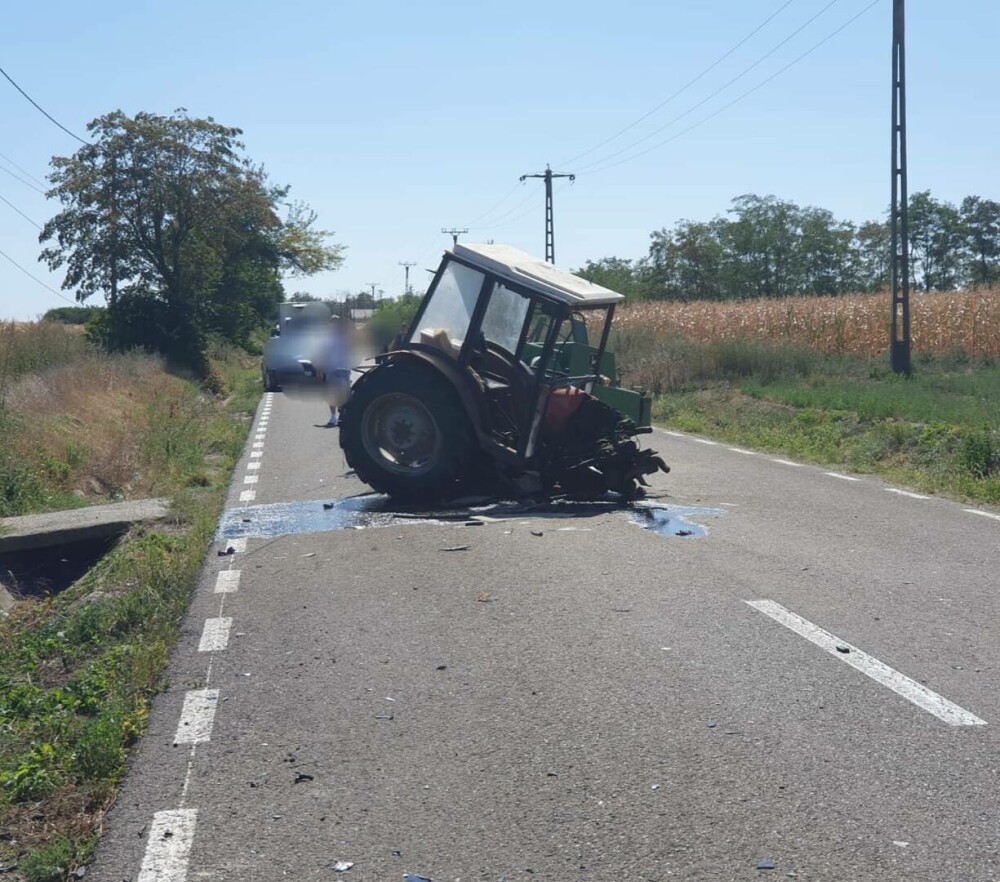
[615,288,1000,358]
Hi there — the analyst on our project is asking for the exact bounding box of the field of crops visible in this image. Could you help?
[615,287,1000,357]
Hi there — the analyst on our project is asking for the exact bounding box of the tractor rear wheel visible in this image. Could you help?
[339,363,477,501]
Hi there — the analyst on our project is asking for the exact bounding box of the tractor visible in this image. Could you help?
[338,243,668,501]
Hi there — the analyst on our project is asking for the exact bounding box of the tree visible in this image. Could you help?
[908,191,966,291]
[40,110,344,368]
[960,195,1000,287]
[855,220,891,291]
[574,257,652,301]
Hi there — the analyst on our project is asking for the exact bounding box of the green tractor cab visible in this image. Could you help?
[339,243,668,501]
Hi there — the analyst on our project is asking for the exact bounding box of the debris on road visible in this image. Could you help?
[836,644,851,654]
[531,530,544,537]
[403,874,433,882]
[476,592,494,603]
[332,860,354,872]
[439,545,470,552]
[294,772,314,783]
[757,859,776,870]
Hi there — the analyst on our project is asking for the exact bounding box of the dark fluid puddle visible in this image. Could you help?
[219,495,724,542]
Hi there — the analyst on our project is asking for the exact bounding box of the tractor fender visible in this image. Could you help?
[359,350,491,441]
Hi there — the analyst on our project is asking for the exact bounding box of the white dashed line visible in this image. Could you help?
[137,809,198,882]
[825,472,861,482]
[198,617,233,652]
[214,570,241,593]
[174,689,220,744]
[771,459,802,467]
[965,509,1000,522]
[243,475,259,484]
[239,490,256,502]
[250,451,263,458]
[252,441,264,449]
[886,488,930,500]
[694,438,718,446]
[746,600,986,727]
[247,461,261,470]
[662,431,685,438]
[728,447,756,455]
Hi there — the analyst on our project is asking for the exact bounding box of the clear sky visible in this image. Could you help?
[1,0,997,319]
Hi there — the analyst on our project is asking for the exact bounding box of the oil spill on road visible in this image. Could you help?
[217,495,724,541]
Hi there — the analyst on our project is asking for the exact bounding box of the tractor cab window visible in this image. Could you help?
[410,260,484,359]
[479,282,531,356]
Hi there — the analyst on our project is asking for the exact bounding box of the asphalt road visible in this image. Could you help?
[87,390,1000,882]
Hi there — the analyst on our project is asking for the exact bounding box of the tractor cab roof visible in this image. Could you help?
[450,243,624,308]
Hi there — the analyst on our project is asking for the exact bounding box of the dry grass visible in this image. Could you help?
[616,287,1000,357]
[0,321,88,388]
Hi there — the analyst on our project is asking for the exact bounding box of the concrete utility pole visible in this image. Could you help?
[398,261,416,296]
[889,0,911,375]
[366,283,379,302]
[441,227,468,246]
[520,164,575,263]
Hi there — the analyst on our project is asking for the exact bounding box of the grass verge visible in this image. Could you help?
[0,340,259,881]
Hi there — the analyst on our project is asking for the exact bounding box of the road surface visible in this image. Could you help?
[87,391,1000,882]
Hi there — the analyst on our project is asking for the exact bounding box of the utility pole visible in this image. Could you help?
[398,261,416,296]
[889,0,911,375]
[520,164,575,263]
[441,227,468,246]
[366,283,380,303]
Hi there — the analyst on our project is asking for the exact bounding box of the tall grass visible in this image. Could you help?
[616,287,1000,359]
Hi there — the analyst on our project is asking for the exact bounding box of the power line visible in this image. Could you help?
[575,0,842,174]
[581,0,883,177]
[0,64,88,145]
[560,0,799,167]
[462,181,524,229]
[0,149,47,189]
[0,159,47,195]
[0,191,42,229]
[0,245,76,304]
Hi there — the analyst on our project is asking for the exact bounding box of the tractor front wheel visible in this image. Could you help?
[339,364,476,502]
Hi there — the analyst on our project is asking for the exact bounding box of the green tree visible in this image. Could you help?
[574,256,651,301]
[855,220,891,291]
[908,191,966,291]
[960,195,1000,287]
[39,110,344,368]
[648,221,726,301]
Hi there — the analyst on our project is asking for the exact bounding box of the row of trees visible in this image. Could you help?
[40,110,344,370]
[577,192,999,302]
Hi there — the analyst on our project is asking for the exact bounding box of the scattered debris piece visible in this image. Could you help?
[612,607,632,613]
[464,520,484,527]
[757,860,776,870]
[892,841,909,848]
[651,784,661,791]
[302,552,316,557]
[530,530,544,537]
[404,874,433,882]
[476,592,494,603]
[323,503,335,510]
[676,530,693,537]
[217,547,236,556]
[836,645,851,654]
[440,545,470,552]
[294,772,314,783]
[374,713,394,720]
[707,723,717,729]
[436,665,447,670]
[332,861,354,872]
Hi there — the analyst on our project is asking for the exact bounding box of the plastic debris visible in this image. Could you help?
[323,502,335,510]
[440,545,470,552]
[836,645,851,654]
[757,860,776,870]
[476,592,494,602]
[404,875,432,882]
[530,530,544,537]
[332,860,354,872]
[294,772,314,783]
[892,841,909,847]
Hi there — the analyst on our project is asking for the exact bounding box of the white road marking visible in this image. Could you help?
[239,490,256,502]
[694,438,718,446]
[198,617,233,652]
[215,570,241,593]
[247,461,261,470]
[174,689,220,743]
[728,447,756,455]
[662,430,685,437]
[250,451,263,458]
[252,441,264,449]
[243,475,258,484]
[771,458,802,467]
[746,599,986,727]
[137,809,198,882]
[886,488,930,500]
[965,508,1000,522]
[824,472,861,482]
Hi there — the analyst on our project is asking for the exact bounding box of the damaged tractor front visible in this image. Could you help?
[339,243,668,503]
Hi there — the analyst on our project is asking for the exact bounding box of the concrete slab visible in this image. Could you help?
[0,498,171,554]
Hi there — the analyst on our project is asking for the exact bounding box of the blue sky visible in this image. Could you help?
[1,0,997,319]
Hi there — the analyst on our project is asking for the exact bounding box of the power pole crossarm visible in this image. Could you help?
[520,164,575,263]
[398,261,416,296]
[441,227,468,246]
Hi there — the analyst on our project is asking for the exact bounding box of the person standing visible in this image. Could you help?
[316,317,353,427]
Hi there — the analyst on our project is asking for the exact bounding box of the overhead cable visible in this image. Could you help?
[581,0,883,177]
[0,64,89,145]
[560,0,799,167]
[0,246,76,304]
[0,149,47,189]
[0,192,42,229]
[0,160,47,195]
[575,0,842,174]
